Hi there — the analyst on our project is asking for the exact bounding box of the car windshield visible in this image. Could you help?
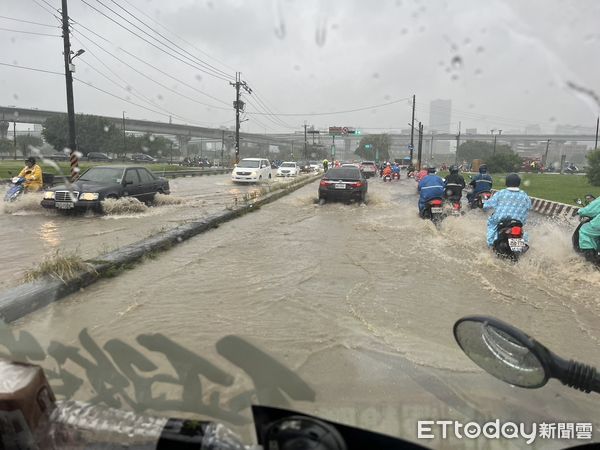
[324,168,360,179]
[77,167,124,183]
[280,163,295,167]
[3,1,600,448]
[237,160,260,168]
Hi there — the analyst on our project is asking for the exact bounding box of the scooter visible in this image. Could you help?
[443,195,463,217]
[382,173,392,182]
[4,176,26,202]
[421,198,444,225]
[492,218,528,261]
[391,171,400,181]
[572,216,600,266]
[469,191,492,209]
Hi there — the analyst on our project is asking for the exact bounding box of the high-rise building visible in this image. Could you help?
[429,99,451,153]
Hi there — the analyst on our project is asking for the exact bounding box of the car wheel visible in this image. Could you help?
[268,173,272,179]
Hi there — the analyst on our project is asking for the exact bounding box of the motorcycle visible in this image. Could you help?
[391,171,400,181]
[443,196,463,217]
[492,218,528,261]
[382,173,392,182]
[469,190,492,209]
[572,216,600,265]
[4,176,26,202]
[421,198,444,225]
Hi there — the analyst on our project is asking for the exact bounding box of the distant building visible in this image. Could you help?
[429,99,451,153]
[524,124,541,135]
[465,128,477,134]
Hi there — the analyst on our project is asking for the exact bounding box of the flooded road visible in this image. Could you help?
[3,176,600,448]
[0,171,302,289]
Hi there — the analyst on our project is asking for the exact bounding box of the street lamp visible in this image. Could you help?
[491,129,502,155]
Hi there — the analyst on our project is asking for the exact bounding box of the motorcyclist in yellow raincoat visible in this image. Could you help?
[18,157,43,192]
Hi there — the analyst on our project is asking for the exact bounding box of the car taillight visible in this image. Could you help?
[510,226,522,237]
[319,180,329,187]
[431,199,443,206]
[351,182,363,188]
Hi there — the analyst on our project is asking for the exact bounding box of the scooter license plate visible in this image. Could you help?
[55,201,74,210]
[508,238,525,252]
[430,207,443,213]
[335,183,346,189]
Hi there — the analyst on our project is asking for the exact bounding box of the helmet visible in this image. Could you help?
[427,167,437,174]
[26,156,36,165]
[479,164,487,173]
[449,165,459,174]
[505,173,521,188]
[387,162,391,166]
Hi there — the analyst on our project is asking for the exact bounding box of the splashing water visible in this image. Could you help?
[152,193,186,206]
[101,197,148,215]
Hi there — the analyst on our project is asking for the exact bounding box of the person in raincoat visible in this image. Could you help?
[482,173,532,247]
[18,156,43,192]
[467,164,493,203]
[418,167,445,216]
[323,159,329,172]
[576,196,600,259]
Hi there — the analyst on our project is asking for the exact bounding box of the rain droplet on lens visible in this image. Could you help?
[451,55,462,69]
[549,116,556,122]
[315,25,327,47]
[274,23,286,39]
[10,37,16,43]
[523,179,531,187]
[13,111,19,118]
[149,135,155,142]
[474,68,482,76]
[195,74,203,81]
[476,46,485,53]
[438,60,445,66]
[126,85,133,92]
[384,94,391,100]
[331,23,339,30]
[103,125,110,132]
[157,94,163,100]
[401,28,408,35]
[451,74,459,81]
[372,73,380,79]
[481,28,487,34]
[395,0,402,5]
[207,0,214,8]
[463,38,471,45]
[293,65,301,71]
[445,67,451,73]
[13,94,19,100]
[419,26,425,32]
[142,146,149,152]
[468,103,475,109]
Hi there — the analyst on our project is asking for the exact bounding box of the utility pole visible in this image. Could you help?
[61,0,82,180]
[595,116,599,150]
[122,111,126,157]
[221,130,225,167]
[304,123,308,160]
[429,132,434,164]
[417,122,423,169]
[13,121,17,159]
[455,121,461,165]
[543,139,551,167]
[410,94,415,162]
[230,72,251,164]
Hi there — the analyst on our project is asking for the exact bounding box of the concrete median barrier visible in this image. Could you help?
[0,174,321,324]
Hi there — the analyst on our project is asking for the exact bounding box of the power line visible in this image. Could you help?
[71,22,231,108]
[30,0,62,23]
[121,0,237,74]
[0,27,60,37]
[0,61,62,75]
[78,0,232,82]
[71,25,231,110]
[0,15,58,28]
[244,97,412,117]
[105,0,234,81]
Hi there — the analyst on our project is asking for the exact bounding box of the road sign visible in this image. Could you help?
[365,144,373,149]
[329,126,357,135]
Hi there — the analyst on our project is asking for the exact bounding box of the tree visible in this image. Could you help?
[16,135,43,156]
[486,151,522,173]
[456,141,513,161]
[354,134,390,161]
[0,139,14,156]
[42,114,122,155]
[586,149,600,186]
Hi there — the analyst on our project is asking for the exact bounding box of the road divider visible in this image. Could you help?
[0,174,321,324]
[491,189,580,219]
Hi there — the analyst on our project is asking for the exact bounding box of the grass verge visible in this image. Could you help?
[24,251,97,284]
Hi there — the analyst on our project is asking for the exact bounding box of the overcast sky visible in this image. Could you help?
[2,0,600,135]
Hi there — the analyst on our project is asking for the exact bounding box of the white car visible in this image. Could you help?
[309,161,321,172]
[276,162,300,177]
[231,158,272,183]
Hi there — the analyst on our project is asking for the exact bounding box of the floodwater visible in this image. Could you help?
[0,171,301,289]
[3,176,600,448]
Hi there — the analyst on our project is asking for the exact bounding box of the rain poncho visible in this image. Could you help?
[578,197,600,250]
[18,164,43,192]
[418,175,445,212]
[483,188,532,246]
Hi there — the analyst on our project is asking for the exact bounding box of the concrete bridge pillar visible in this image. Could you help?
[177,134,192,157]
[0,121,8,140]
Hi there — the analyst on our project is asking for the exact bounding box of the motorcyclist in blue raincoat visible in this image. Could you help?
[483,173,532,247]
[418,167,445,217]
[576,196,600,259]
[392,163,401,176]
[467,164,493,204]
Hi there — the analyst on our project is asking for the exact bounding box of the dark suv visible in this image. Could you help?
[86,152,112,162]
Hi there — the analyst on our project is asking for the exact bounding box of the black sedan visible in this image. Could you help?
[318,167,368,202]
[41,166,170,212]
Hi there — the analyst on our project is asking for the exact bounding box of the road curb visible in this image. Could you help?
[0,174,320,324]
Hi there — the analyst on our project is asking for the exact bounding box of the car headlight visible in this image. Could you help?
[251,171,257,177]
[43,191,55,200]
[79,192,99,201]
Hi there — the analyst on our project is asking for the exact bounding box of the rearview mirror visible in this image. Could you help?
[454,316,600,394]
